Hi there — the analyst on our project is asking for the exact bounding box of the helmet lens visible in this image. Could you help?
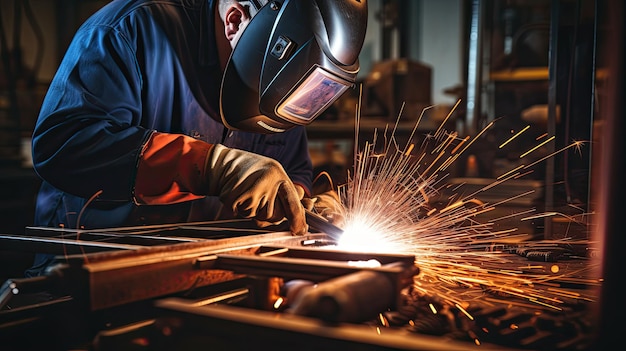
[276,67,350,123]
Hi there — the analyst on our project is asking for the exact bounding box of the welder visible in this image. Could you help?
[25,0,367,277]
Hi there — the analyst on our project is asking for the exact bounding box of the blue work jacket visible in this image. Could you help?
[31,0,313,229]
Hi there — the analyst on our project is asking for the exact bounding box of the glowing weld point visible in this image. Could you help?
[348,259,382,268]
[337,221,400,253]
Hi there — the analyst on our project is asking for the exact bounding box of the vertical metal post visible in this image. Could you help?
[381,0,396,60]
[397,0,409,59]
[544,0,559,239]
[593,0,625,347]
[465,0,483,136]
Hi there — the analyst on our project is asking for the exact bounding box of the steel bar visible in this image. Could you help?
[0,234,142,254]
[196,254,412,282]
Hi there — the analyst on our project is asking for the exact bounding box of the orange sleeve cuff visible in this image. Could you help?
[134,132,213,205]
[294,183,311,198]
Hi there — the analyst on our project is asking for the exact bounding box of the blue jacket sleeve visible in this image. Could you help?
[32,25,152,201]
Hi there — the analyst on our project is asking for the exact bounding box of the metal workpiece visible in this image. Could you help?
[195,248,416,281]
[76,232,325,310]
[0,219,595,350]
[1,225,322,311]
[285,262,419,323]
[1,222,415,313]
[194,249,419,323]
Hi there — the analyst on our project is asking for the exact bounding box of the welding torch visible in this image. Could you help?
[305,209,344,241]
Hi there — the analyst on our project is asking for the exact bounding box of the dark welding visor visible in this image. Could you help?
[220,0,368,133]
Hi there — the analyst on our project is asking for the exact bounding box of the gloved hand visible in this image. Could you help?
[310,190,345,228]
[134,134,307,235]
[205,144,308,236]
[304,172,345,228]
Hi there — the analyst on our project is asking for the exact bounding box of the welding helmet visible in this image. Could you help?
[220,0,368,133]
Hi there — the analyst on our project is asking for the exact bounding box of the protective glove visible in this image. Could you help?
[305,172,345,228]
[134,133,307,236]
[205,144,308,236]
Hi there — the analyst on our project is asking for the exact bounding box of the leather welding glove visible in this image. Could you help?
[134,132,308,235]
[305,172,345,228]
[204,144,308,235]
[255,183,308,230]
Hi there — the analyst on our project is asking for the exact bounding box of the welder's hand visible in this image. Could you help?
[305,172,345,228]
[205,144,308,236]
[308,190,345,228]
